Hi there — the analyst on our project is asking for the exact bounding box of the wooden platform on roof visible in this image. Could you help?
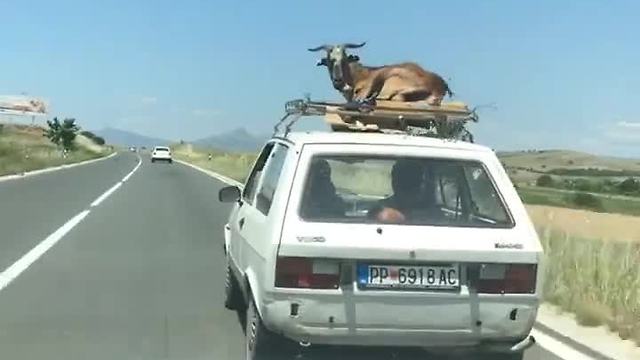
[322,100,474,132]
[277,98,478,141]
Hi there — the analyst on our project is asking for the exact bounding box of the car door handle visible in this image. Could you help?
[238,218,245,230]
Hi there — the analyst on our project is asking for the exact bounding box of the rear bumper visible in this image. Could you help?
[151,155,172,160]
[261,291,538,350]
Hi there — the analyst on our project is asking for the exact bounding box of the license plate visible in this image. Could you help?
[357,264,460,290]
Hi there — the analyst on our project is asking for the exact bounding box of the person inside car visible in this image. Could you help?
[300,158,346,220]
[369,158,441,224]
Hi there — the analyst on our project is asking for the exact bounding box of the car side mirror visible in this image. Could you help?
[219,185,241,203]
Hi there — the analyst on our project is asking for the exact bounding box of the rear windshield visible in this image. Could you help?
[155,147,169,151]
[298,155,514,228]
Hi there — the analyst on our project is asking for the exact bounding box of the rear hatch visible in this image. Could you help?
[273,145,542,331]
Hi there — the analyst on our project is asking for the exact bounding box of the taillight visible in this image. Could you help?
[275,257,339,289]
[476,264,537,294]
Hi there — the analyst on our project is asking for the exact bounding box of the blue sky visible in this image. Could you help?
[1,0,639,156]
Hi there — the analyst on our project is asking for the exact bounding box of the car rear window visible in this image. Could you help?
[155,147,169,151]
[298,155,514,228]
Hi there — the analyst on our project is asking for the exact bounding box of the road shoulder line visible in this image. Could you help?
[535,303,640,360]
[0,152,117,183]
[533,323,614,360]
[530,328,599,360]
[174,159,242,187]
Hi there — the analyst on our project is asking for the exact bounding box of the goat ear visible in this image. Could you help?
[347,54,360,62]
[316,58,328,66]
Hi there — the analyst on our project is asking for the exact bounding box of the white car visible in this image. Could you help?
[218,131,543,360]
[151,146,172,163]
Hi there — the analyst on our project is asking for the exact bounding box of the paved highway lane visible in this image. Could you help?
[0,156,563,360]
[0,152,139,271]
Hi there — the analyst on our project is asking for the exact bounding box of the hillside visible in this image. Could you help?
[498,150,640,172]
[194,127,267,152]
[0,123,111,176]
[94,127,169,148]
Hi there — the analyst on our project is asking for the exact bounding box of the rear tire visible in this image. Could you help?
[245,295,279,360]
[151,159,155,163]
[224,260,243,310]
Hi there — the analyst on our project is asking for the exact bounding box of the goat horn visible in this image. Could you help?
[308,44,332,52]
[343,42,366,49]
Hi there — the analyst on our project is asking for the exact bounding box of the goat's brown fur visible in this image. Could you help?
[347,61,453,105]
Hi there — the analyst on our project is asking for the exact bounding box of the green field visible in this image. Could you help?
[517,186,640,217]
[0,124,112,177]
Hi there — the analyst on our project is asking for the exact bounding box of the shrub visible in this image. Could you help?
[44,117,79,151]
[619,178,639,194]
[80,130,96,139]
[568,192,604,211]
[93,136,105,145]
[80,130,105,146]
[574,179,593,192]
[536,174,553,187]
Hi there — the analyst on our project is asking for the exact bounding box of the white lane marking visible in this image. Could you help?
[0,210,90,292]
[122,158,142,182]
[174,159,242,187]
[0,155,142,293]
[90,157,141,206]
[90,182,122,207]
[0,152,117,183]
[531,329,597,360]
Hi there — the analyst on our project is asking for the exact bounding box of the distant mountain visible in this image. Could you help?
[94,127,170,148]
[194,127,267,152]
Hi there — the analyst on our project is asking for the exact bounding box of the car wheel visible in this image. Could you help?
[151,159,155,163]
[246,295,279,360]
[224,260,244,310]
[168,159,172,164]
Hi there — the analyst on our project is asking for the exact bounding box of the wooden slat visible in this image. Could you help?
[283,98,476,135]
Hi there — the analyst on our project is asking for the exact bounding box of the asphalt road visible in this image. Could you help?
[0,152,562,360]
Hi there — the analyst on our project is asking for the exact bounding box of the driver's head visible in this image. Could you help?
[307,158,334,196]
[391,159,422,201]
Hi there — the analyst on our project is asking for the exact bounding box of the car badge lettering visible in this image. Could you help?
[494,242,523,250]
[297,236,326,243]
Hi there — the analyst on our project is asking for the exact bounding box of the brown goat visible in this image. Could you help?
[309,43,453,105]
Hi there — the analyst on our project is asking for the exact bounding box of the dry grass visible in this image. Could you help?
[527,205,640,242]
[0,124,111,176]
[171,143,257,183]
[540,227,640,344]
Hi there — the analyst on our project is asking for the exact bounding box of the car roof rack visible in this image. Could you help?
[273,96,479,143]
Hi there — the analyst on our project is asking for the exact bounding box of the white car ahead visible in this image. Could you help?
[151,146,172,163]
[218,131,543,360]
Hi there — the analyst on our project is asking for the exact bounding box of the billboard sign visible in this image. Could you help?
[0,95,48,116]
